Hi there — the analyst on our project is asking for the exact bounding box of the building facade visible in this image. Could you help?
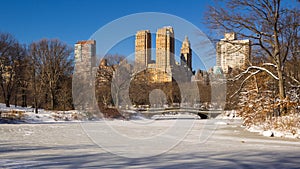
[155,26,175,82]
[180,36,192,71]
[74,40,97,111]
[216,32,251,73]
[74,40,96,73]
[135,30,151,71]
[156,26,175,72]
[134,27,194,83]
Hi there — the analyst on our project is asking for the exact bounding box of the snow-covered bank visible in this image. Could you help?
[214,109,300,140]
[246,114,300,139]
[215,110,241,120]
[247,125,300,139]
[0,104,235,123]
[0,103,82,123]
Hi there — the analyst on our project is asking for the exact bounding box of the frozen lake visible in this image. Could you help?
[0,119,299,168]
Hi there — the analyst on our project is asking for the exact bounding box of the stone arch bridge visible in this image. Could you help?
[124,107,224,119]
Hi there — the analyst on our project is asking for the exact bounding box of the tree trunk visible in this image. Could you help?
[277,69,286,100]
[276,52,287,116]
[63,97,66,112]
[5,97,10,107]
[33,69,38,114]
[115,91,119,108]
[50,91,55,110]
[276,64,286,116]
[22,89,27,107]
[14,94,17,107]
[274,23,286,115]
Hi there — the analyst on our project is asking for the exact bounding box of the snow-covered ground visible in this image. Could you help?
[1,104,299,140]
[216,109,300,139]
[1,104,300,168]
[247,123,300,139]
[1,118,300,168]
[0,103,82,123]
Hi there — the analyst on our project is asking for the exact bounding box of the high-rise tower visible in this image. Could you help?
[216,32,250,73]
[180,36,192,71]
[74,40,96,71]
[135,30,151,70]
[155,26,175,73]
[74,40,97,111]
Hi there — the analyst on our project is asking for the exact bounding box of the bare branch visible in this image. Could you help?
[231,65,278,81]
[230,70,260,98]
[262,62,277,67]
[287,74,300,85]
[250,66,279,80]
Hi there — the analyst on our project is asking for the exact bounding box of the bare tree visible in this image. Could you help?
[128,70,151,105]
[96,59,113,109]
[57,74,73,111]
[285,8,300,86]
[0,33,26,107]
[206,0,299,102]
[29,39,73,111]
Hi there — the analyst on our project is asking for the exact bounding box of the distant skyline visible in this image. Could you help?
[0,0,216,70]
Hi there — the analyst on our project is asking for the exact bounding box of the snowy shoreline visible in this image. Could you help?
[1,103,299,140]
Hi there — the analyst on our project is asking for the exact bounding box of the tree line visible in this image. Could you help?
[205,0,299,127]
[0,33,73,113]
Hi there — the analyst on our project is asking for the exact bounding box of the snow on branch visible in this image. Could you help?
[250,66,279,80]
[230,70,260,98]
[262,63,277,68]
[231,66,279,81]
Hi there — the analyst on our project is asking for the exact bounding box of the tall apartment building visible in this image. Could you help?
[156,26,175,73]
[74,40,96,73]
[216,32,250,73]
[155,26,175,82]
[134,27,193,83]
[74,40,97,111]
[135,30,151,71]
[180,36,192,71]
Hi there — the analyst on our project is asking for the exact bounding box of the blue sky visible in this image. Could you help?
[0,0,215,70]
